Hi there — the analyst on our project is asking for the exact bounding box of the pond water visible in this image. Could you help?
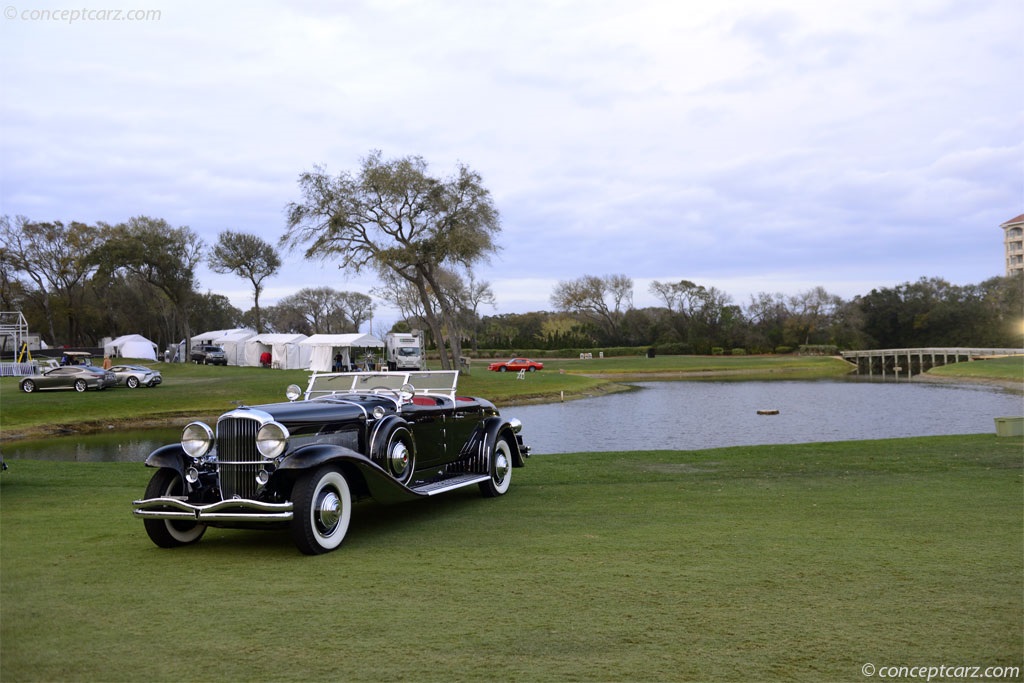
[2,379,1020,461]
[506,379,1023,454]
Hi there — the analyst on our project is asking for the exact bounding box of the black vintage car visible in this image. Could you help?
[132,371,529,554]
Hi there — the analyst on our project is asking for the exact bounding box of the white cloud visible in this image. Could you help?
[1,0,1021,324]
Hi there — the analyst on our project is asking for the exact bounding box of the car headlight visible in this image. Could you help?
[256,421,290,459]
[181,422,214,459]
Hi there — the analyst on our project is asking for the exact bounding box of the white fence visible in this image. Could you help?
[0,362,37,377]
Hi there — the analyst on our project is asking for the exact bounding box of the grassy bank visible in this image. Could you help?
[1,434,1021,682]
[0,356,854,441]
[925,355,1024,384]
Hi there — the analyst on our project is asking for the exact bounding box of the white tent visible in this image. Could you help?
[183,328,247,364]
[213,329,257,366]
[299,333,384,372]
[243,333,311,369]
[191,328,253,345]
[104,334,158,361]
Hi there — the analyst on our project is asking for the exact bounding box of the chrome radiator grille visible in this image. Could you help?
[217,417,262,499]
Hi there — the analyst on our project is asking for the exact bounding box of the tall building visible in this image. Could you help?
[1001,213,1024,276]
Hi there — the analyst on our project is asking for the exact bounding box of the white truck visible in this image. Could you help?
[384,332,425,371]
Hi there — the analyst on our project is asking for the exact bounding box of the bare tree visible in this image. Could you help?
[272,287,374,334]
[208,230,281,333]
[461,271,496,351]
[374,265,494,351]
[550,274,633,343]
[786,286,844,346]
[282,151,501,370]
[1,216,103,345]
[372,271,430,329]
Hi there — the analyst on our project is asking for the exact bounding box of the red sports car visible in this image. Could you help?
[488,358,544,373]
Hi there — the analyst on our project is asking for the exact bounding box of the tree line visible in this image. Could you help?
[476,273,1022,354]
[2,151,1021,360]
[0,215,374,356]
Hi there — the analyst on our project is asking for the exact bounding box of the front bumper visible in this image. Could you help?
[132,496,293,523]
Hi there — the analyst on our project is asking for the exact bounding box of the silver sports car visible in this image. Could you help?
[109,364,163,389]
[20,365,117,393]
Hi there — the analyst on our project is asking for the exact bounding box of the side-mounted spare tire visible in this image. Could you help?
[369,418,416,486]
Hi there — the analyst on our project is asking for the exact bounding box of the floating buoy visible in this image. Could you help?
[757,409,780,415]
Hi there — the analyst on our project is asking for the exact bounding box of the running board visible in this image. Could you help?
[410,473,490,496]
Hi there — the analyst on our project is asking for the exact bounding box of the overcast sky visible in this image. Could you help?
[2,0,1021,332]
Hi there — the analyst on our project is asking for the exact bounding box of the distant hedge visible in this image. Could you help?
[452,344,770,359]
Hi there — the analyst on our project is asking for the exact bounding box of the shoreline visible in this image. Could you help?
[910,373,1023,392]
[2,371,1019,445]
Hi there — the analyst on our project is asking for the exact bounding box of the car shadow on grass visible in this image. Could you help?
[158,489,496,556]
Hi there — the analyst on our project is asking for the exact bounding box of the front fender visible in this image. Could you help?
[481,416,526,467]
[143,444,189,475]
[276,442,369,472]
[275,443,426,505]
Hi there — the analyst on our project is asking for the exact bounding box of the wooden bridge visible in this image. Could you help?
[840,348,1023,378]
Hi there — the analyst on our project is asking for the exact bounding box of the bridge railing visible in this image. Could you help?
[840,348,1023,377]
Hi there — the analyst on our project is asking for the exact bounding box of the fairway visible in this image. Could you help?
[1,434,1021,682]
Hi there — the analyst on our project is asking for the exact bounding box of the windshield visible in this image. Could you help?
[305,370,458,399]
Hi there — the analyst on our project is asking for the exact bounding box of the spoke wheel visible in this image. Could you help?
[127,376,139,389]
[21,380,35,393]
[74,379,87,392]
[290,466,352,555]
[142,468,207,548]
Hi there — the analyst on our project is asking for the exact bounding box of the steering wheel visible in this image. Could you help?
[370,386,401,402]
[369,384,416,403]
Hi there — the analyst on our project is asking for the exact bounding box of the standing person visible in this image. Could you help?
[102,355,112,370]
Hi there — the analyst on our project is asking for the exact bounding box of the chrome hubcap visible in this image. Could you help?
[315,490,341,534]
[494,451,509,483]
[389,441,410,476]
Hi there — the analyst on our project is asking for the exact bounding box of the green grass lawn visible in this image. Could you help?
[927,355,1024,382]
[0,363,314,438]
[2,434,1021,682]
[541,353,857,378]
